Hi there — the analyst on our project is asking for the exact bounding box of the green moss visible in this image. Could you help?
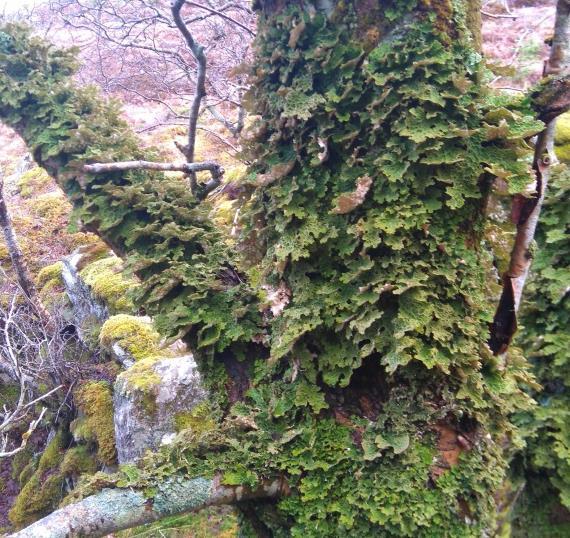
[99,314,162,360]
[36,261,63,288]
[18,460,37,487]
[60,446,97,476]
[16,166,52,198]
[79,256,139,314]
[554,111,570,162]
[74,381,117,465]
[8,432,65,528]
[174,402,215,434]
[10,445,33,480]
[0,382,20,409]
[31,192,70,220]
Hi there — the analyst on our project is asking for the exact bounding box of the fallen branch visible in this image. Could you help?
[83,160,224,199]
[9,475,288,538]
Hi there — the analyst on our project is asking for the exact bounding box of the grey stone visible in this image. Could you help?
[113,354,207,463]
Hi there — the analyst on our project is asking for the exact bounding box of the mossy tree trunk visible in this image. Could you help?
[0,1,545,536]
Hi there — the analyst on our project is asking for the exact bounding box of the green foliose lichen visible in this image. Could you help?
[0,4,543,535]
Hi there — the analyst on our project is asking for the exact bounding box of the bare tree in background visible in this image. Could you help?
[44,0,255,145]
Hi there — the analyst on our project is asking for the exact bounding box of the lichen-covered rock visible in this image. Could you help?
[61,247,110,343]
[113,355,207,463]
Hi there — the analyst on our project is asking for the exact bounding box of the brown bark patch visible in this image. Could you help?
[431,423,472,479]
[418,0,458,42]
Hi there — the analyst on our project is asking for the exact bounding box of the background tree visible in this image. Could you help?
[0,1,568,537]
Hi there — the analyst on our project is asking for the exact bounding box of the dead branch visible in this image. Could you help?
[83,160,224,199]
[9,475,288,538]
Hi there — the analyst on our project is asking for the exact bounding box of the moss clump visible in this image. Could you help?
[31,192,70,221]
[60,446,97,476]
[79,256,138,314]
[99,315,162,361]
[16,166,52,197]
[0,382,20,409]
[174,402,215,434]
[554,111,570,162]
[36,261,64,288]
[8,431,65,528]
[73,381,117,465]
[18,460,37,486]
[10,445,33,480]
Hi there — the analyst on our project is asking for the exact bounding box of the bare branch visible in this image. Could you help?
[489,0,569,354]
[0,407,47,459]
[9,475,288,538]
[185,1,255,36]
[171,0,207,170]
[83,160,224,199]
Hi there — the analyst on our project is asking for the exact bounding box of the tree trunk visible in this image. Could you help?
[0,2,544,535]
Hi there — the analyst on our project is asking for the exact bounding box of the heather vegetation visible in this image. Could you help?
[0,1,568,537]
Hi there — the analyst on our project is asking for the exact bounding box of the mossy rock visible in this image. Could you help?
[79,256,138,314]
[16,166,53,198]
[174,401,215,435]
[37,261,64,288]
[99,314,162,361]
[114,355,206,462]
[60,446,97,476]
[10,445,33,480]
[555,112,570,162]
[8,431,66,528]
[18,460,38,487]
[73,381,117,465]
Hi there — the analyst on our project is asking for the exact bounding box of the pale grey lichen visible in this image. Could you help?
[153,476,213,516]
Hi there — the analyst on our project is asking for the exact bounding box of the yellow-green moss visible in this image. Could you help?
[79,256,138,313]
[10,445,33,480]
[99,315,162,361]
[18,460,37,487]
[36,261,64,288]
[174,402,215,434]
[60,446,97,476]
[8,431,65,528]
[73,381,116,465]
[31,192,70,220]
[16,167,52,198]
[0,382,19,409]
[555,112,570,162]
